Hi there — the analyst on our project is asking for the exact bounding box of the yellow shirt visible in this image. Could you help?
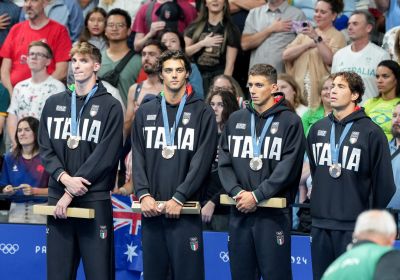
[364,97,400,140]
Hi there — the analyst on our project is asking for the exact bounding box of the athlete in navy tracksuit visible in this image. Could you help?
[307,71,396,280]
[39,42,123,280]
[132,50,217,280]
[218,64,306,280]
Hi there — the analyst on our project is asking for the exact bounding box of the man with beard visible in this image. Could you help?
[386,102,400,209]
[124,39,166,138]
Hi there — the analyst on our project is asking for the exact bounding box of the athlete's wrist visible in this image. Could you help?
[64,188,74,198]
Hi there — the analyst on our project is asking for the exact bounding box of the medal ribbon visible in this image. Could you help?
[71,85,98,137]
[251,114,274,158]
[330,121,353,165]
[161,92,187,147]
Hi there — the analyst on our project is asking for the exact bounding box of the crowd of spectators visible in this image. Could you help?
[0,0,399,236]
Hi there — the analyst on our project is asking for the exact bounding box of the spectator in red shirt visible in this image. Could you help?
[0,0,71,95]
[132,0,197,52]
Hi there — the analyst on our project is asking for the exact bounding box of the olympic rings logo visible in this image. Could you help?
[0,243,19,254]
[219,251,229,263]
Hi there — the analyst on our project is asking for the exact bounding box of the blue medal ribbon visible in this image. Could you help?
[160,92,187,147]
[330,121,353,165]
[251,114,274,158]
[71,85,98,137]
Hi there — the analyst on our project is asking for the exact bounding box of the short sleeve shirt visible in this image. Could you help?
[8,76,66,119]
[132,0,197,34]
[185,22,241,73]
[243,2,306,72]
[0,20,72,86]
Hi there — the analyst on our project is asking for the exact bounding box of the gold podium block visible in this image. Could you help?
[33,205,95,219]
[220,194,286,208]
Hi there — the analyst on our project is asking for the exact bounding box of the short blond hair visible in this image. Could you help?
[70,41,102,64]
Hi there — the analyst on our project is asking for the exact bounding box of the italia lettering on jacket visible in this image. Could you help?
[46,117,101,143]
[143,126,195,151]
[228,135,282,160]
[311,143,361,171]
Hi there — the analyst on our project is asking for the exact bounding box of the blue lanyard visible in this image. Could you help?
[161,93,187,146]
[330,121,353,164]
[71,85,98,137]
[251,114,274,158]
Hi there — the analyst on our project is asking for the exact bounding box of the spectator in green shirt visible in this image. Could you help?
[302,75,332,136]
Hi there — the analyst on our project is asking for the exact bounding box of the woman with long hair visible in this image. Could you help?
[365,60,400,139]
[283,0,346,109]
[79,7,108,51]
[210,74,245,107]
[201,88,239,231]
[0,117,49,223]
[68,7,108,85]
[184,0,241,94]
[277,73,308,117]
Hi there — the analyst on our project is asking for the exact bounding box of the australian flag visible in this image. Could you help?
[112,194,143,280]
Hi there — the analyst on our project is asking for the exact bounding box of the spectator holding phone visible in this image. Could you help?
[241,0,305,73]
[283,0,346,109]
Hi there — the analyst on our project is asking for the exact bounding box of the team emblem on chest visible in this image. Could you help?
[182,112,191,125]
[90,105,99,117]
[270,122,279,134]
[349,131,359,144]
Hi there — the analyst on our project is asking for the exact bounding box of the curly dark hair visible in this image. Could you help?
[317,0,344,15]
[157,50,192,77]
[331,71,365,104]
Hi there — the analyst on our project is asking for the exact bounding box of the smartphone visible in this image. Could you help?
[292,21,308,33]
